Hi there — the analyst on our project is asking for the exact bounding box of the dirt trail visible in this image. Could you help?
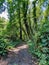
[0,44,38,65]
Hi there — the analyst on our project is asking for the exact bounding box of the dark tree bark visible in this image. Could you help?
[23,1,31,38]
[33,1,37,30]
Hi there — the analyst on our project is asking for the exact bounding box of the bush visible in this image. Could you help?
[0,38,8,56]
[28,20,49,65]
[28,37,49,65]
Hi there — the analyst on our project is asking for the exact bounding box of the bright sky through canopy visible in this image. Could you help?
[0,9,8,19]
[0,0,33,19]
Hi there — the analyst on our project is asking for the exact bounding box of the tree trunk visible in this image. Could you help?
[23,1,31,38]
[33,1,37,31]
[18,4,22,40]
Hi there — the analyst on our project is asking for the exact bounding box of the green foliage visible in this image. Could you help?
[28,20,49,65]
[0,38,8,56]
[7,40,22,49]
[0,0,49,65]
[0,0,5,6]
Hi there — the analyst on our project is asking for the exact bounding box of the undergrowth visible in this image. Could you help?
[28,21,49,65]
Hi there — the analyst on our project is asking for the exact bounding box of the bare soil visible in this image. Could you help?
[0,43,38,65]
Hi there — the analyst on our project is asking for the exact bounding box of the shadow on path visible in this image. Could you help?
[0,44,38,65]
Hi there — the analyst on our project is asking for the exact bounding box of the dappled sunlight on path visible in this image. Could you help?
[9,44,28,53]
[0,44,38,65]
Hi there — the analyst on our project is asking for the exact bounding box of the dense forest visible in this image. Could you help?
[0,0,49,65]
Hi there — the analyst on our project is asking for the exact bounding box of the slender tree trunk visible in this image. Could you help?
[33,1,37,30]
[29,9,33,34]
[18,4,22,40]
[23,1,31,38]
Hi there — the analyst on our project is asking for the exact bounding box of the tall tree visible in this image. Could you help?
[22,0,31,38]
[18,0,22,39]
[7,0,23,40]
[32,0,37,31]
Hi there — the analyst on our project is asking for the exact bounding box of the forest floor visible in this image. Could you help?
[0,43,38,65]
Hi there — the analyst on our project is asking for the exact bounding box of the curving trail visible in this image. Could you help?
[0,43,38,65]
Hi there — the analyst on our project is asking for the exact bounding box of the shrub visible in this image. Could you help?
[0,38,8,56]
[28,20,49,65]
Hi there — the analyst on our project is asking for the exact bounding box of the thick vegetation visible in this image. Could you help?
[0,0,49,65]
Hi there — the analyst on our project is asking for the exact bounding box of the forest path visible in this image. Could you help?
[0,43,38,65]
